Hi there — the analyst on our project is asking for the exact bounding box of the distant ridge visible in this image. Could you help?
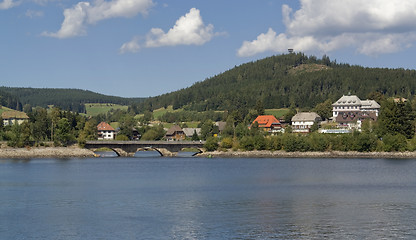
[0,87,145,112]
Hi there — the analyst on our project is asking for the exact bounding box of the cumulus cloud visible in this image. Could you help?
[238,0,416,57]
[120,36,140,53]
[0,0,19,10]
[120,8,218,53]
[145,8,215,47]
[43,0,153,38]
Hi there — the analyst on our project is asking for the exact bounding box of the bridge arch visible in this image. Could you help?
[136,147,164,157]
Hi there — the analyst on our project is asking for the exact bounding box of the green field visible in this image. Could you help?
[85,103,128,116]
[162,121,199,129]
[264,108,290,118]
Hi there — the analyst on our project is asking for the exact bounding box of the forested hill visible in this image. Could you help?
[136,53,416,112]
[0,87,145,112]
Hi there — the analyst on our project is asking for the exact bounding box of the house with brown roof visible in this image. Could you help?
[97,122,115,140]
[2,111,29,126]
[252,115,282,133]
[332,95,380,129]
[291,112,321,133]
[165,125,185,141]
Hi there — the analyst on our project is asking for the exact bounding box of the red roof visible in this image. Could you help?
[252,115,280,128]
[97,122,115,131]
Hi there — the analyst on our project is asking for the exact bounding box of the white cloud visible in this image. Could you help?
[145,8,215,47]
[43,0,153,38]
[119,36,140,53]
[238,0,416,57]
[0,0,19,10]
[120,8,218,53]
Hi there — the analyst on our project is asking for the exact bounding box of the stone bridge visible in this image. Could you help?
[85,141,205,157]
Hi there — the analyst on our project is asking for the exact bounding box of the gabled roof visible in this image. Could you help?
[252,115,280,128]
[166,125,184,135]
[332,95,361,106]
[292,112,321,122]
[97,122,115,131]
[183,128,201,137]
[1,111,29,120]
[361,100,380,109]
[215,121,227,131]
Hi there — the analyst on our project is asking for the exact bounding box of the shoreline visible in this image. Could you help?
[197,150,416,159]
[0,145,95,159]
[1,145,416,159]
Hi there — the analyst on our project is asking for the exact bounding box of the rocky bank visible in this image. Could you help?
[198,150,416,159]
[0,144,95,159]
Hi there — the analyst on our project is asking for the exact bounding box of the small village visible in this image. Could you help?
[0,94,390,141]
[1,92,414,153]
[92,94,381,141]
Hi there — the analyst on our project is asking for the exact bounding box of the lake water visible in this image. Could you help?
[1,157,416,239]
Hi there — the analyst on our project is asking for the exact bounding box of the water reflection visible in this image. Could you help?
[2,157,416,239]
[94,151,119,157]
[134,150,162,157]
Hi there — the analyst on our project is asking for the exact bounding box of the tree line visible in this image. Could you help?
[0,87,145,113]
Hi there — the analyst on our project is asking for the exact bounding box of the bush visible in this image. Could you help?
[268,135,283,150]
[240,136,255,151]
[382,134,407,152]
[220,137,233,149]
[115,134,129,141]
[353,133,377,152]
[308,133,328,152]
[253,135,266,150]
[204,137,218,151]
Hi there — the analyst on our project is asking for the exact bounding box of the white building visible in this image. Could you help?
[291,112,321,133]
[332,95,380,119]
[97,122,115,140]
[332,95,380,129]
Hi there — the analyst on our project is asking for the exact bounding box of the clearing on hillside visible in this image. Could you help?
[85,103,128,116]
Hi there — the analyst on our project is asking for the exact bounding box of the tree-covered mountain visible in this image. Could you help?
[0,87,145,112]
[134,53,416,113]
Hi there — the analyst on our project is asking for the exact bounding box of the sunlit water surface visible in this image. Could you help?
[1,157,416,239]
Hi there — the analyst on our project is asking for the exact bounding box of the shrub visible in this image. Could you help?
[240,136,255,151]
[115,134,129,141]
[382,134,407,152]
[204,137,218,151]
[254,135,266,150]
[220,137,233,149]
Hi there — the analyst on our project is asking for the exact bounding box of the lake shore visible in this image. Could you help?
[197,150,416,159]
[0,144,95,159]
[1,144,416,159]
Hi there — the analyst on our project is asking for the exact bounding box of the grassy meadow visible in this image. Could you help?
[85,103,128,116]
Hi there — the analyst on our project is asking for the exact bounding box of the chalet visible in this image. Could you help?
[291,112,321,133]
[332,95,380,129]
[332,95,380,118]
[165,125,185,141]
[252,115,282,133]
[97,122,115,140]
[2,111,29,126]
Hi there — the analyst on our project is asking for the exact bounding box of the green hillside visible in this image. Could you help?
[135,53,416,112]
[0,87,145,112]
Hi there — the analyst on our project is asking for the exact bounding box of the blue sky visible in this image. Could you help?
[2,0,416,98]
